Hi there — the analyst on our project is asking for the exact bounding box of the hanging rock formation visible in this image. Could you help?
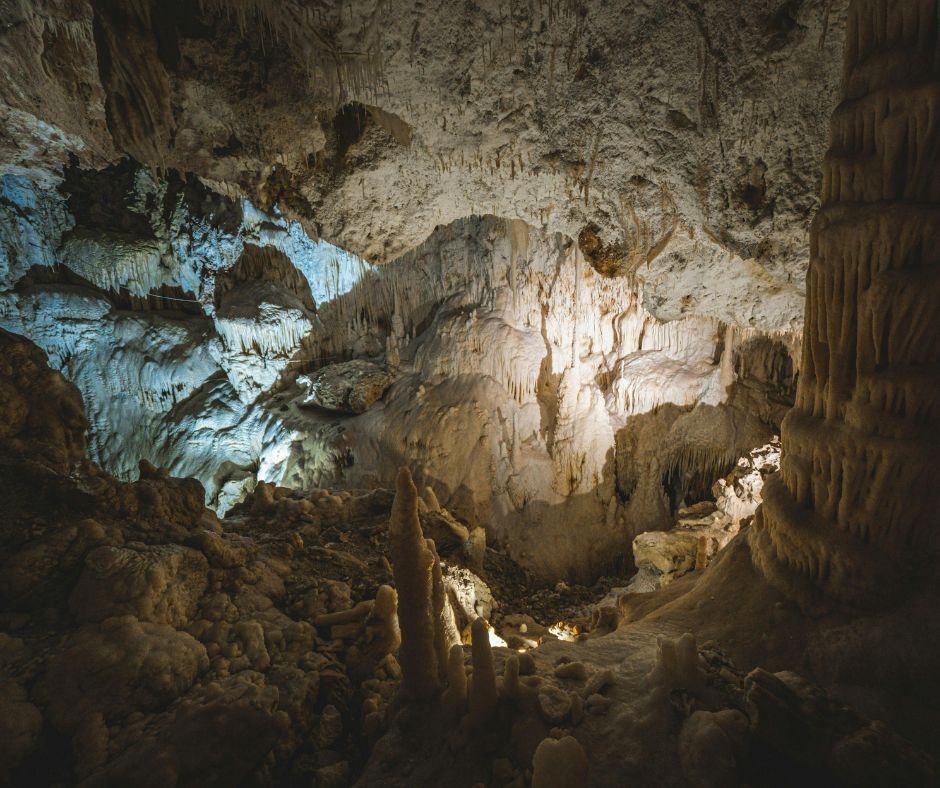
[2,1,940,784]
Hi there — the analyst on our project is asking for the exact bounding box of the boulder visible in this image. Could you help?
[297,360,394,414]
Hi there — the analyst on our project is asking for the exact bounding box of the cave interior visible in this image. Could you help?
[0,0,938,786]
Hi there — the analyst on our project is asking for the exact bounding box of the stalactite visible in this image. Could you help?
[197,0,385,105]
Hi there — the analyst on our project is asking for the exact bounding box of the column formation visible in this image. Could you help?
[751,0,940,606]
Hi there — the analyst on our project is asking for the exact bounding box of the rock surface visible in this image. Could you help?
[1,169,796,578]
[298,360,395,414]
[0,329,405,785]
[2,2,939,785]
[0,292,935,788]
[629,440,781,590]
[1,0,846,333]
[0,0,833,579]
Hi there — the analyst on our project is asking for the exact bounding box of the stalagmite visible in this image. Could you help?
[695,536,709,571]
[441,644,468,713]
[468,616,498,727]
[6,3,940,786]
[422,486,442,513]
[501,654,521,700]
[750,0,940,607]
[531,735,589,788]
[388,467,441,699]
[651,632,703,691]
[365,584,401,658]
[427,538,454,682]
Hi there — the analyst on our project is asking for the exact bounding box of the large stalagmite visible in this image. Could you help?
[750,0,940,607]
[387,466,442,700]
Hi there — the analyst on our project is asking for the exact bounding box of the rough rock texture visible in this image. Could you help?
[1,0,846,333]
[387,467,442,699]
[0,0,836,581]
[629,440,780,590]
[286,216,796,580]
[0,330,402,785]
[0,164,368,510]
[0,325,87,472]
[0,329,612,785]
[2,167,797,578]
[298,359,395,414]
[0,275,937,788]
[2,2,940,785]
[357,481,934,788]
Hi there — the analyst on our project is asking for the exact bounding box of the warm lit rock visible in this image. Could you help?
[298,359,395,414]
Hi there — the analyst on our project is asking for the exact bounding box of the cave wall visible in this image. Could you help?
[0,0,840,581]
[0,162,368,509]
[286,215,796,580]
[1,164,796,580]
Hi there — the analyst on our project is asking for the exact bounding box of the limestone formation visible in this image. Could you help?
[387,467,442,699]
[364,584,401,660]
[627,440,781,590]
[441,644,468,714]
[531,735,589,788]
[0,152,797,579]
[0,331,428,785]
[751,0,940,607]
[0,0,843,591]
[2,321,932,788]
[1,2,939,786]
[650,633,703,692]
[427,539,455,683]
[467,616,498,728]
[1,0,845,322]
[297,359,395,414]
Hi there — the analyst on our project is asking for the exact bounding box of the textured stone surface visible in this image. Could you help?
[629,440,781,589]
[298,359,394,413]
[2,170,796,578]
[1,0,845,331]
[0,330,409,785]
[0,4,938,785]
[0,0,836,579]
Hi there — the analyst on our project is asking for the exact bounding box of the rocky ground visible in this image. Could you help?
[2,327,933,788]
[0,326,619,786]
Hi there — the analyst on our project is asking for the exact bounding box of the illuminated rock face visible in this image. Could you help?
[0,0,848,578]
[751,0,940,606]
[288,216,794,579]
[0,165,795,577]
[0,165,369,509]
[2,152,802,578]
[629,440,780,590]
[297,360,395,414]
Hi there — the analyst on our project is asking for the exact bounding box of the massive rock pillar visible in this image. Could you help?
[751,0,940,606]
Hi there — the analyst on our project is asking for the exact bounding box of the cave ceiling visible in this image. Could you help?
[1,0,846,330]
